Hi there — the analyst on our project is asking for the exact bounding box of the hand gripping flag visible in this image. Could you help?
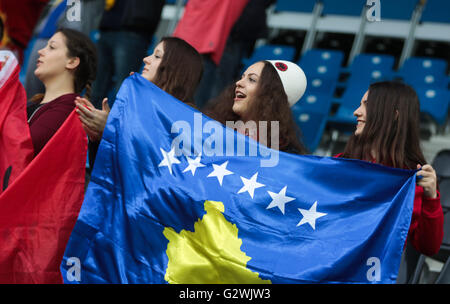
[0,51,87,283]
[61,74,416,284]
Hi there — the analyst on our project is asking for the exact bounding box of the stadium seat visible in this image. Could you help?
[421,0,450,23]
[398,57,448,88]
[241,44,296,71]
[347,53,396,85]
[298,49,344,97]
[433,149,450,178]
[402,73,448,89]
[327,82,367,129]
[432,149,450,212]
[294,92,333,116]
[292,109,328,152]
[399,57,448,76]
[322,0,365,16]
[306,76,339,96]
[381,0,418,21]
[89,30,100,44]
[275,0,316,13]
[299,48,344,80]
[165,0,186,4]
[435,257,450,283]
[415,87,450,126]
[409,210,450,283]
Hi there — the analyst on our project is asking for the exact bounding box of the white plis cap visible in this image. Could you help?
[267,60,307,107]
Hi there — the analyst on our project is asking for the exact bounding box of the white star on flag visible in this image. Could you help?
[158,147,181,175]
[207,161,234,186]
[266,186,295,214]
[183,154,205,176]
[297,201,327,230]
[238,172,265,199]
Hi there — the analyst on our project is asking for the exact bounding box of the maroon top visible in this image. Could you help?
[27,93,78,156]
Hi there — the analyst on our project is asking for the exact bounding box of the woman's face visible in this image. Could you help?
[141,41,164,82]
[232,61,264,119]
[354,90,369,136]
[34,32,75,81]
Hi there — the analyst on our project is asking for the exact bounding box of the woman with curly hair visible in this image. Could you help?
[204,60,308,154]
[338,81,444,256]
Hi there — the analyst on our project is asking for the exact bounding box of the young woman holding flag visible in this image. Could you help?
[337,81,444,256]
[204,60,308,155]
[75,36,204,167]
[27,28,97,156]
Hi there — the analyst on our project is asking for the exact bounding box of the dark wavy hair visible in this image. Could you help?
[31,28,97,102]
[57,28,97,99]
[152,37,203,108]
[203,60,307,154]
[341,81,426,169]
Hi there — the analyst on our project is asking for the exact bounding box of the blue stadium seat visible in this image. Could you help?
[242,45,296,71]
[399,56,448,77]
[402,74,448,89]
[275,0,316,12]
[381,0,418,20]
[347,53,395,86]
[421,0,450,23]
[294,92,333,116]
[306,76,339,96]
[298,49,344,97]
[322,0,365,16]
[415,87,450,126]
[292,110,328,152]
[328,82,367,125]
[165,0,186,4]
[89,30,100,44]
[299,48,344,80]
[398,57,448,89]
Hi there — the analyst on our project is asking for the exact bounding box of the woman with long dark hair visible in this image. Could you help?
[75,37,203,164]
[204,60,308,154]
[339,81,444,256]
[27,28,97,156]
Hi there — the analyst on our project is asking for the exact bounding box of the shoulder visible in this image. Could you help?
[41,93,78,111]
[28,93,78,125]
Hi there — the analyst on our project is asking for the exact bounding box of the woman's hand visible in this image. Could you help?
[416,164,438,199]
[75,97,110,142]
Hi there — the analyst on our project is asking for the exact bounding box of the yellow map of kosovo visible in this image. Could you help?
[163,200,271,284]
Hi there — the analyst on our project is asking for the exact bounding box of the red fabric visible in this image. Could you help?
[0,0,49,63]
[173,0,249,65]
[28,93,78,156]
[334,153,444,256]
[0,52,34,195]
[0,111,87,283]
[409,187,443,256]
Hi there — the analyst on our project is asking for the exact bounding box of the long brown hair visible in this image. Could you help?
[31,28,97,103]
[204,61,307,154]
[341,81,426,169]
[152,37,203,108]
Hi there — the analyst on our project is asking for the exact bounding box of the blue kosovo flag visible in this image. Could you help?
[61,74,416,284]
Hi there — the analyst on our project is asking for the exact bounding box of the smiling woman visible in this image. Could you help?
[204,60,307,155]
[27,28,97,156]
[338,81,444,256]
